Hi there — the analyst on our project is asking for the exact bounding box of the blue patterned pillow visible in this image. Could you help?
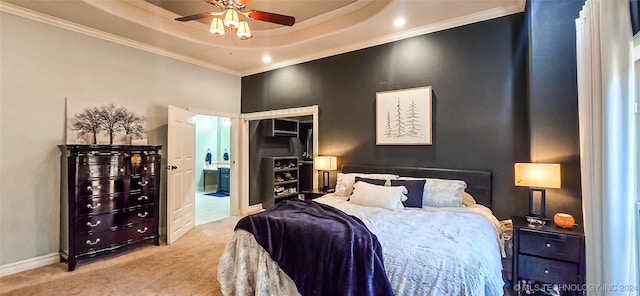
[390,179,426,208]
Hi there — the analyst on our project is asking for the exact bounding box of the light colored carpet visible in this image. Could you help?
[0,215,241,296]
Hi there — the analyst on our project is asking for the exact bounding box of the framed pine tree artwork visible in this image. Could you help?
[376,86,432,145]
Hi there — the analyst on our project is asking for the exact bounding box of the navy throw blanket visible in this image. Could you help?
[235,199,393,296]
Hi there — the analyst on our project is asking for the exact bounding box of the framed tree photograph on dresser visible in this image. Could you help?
[66,98,148,145]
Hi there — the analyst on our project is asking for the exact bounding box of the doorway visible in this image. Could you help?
[239,106,319,212]
[194,114,232,225]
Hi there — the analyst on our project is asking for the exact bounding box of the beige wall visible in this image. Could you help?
[0,12,241,266]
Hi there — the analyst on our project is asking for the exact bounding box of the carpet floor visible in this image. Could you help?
[0,215,241,296]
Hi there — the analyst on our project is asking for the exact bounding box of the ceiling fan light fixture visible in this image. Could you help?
[175,0,296,41]
[210,17,226,36]
[236,21,253,40]
[223,9,239,29]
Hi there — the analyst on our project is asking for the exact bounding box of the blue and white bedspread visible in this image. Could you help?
[218,195,504,296]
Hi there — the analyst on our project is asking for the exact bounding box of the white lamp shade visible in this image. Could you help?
[223,9,239,29]
[209,18,225,36]
[236,21,252,40]
[315,156,337,171]
[514,163,561,188]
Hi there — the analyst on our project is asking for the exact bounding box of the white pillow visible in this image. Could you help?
[398,177,467,207]
[349,181,407,211]
[334,173,399,197]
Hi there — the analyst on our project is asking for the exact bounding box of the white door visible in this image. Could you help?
[167,105,196,244]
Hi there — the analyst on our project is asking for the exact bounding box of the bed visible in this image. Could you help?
[218,164,505,296]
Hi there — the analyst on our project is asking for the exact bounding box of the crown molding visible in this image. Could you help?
[1,0,525,77]
[241,2,525,76]
[0,2,241,77]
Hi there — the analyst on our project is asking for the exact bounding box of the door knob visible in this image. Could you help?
[165,165,177,170]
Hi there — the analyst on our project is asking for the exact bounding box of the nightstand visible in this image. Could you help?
[512,216,585,295]
[301,188,330,200]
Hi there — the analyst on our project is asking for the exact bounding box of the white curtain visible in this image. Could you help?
[576,0,637,295]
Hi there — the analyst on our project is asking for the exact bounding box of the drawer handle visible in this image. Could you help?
[546,243,552,248]
[137,227,148,234]
[86,238,101,245]
[87,203,101,209]
[86,220,101,227]
[138,195,149,201]
[138,212,148,218]
[138,181,148,186]
[544,269,549,274]
[86,184,102,192]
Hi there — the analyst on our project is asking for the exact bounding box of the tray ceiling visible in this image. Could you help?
[0,0,526,76]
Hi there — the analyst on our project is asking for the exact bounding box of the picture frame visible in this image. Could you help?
[376,86,432,145]
[66,98,148,145]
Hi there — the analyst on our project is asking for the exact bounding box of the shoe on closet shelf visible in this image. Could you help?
[275,175,284,182]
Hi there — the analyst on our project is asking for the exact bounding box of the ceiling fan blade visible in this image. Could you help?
[248,10,295,26]
[175,12,214,22]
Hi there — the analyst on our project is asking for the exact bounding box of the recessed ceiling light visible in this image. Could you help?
[262,55,272,63]
[393,17,406,28]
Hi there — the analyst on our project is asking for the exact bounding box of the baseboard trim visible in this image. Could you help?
[246,204,263,214]
[0,253,59,277]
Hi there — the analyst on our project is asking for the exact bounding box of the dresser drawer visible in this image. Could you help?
[77,206,155,233]
[130,176,155,191]
[126,191,155,208]
[519,229,581,262]
[78,164,128,179]
[78,153,125,165]
[76,192,154,216]
[129,153,158,164]
[75,220,156,255]
[77,179,127,198]
[76,195,120,216]
[131,162,157,177]
[518,254,580,284]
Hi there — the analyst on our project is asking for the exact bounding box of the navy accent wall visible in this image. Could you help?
[243,15,528,219]
[527,0,584,224]
[631,0,640,35]
[242,4,583,221]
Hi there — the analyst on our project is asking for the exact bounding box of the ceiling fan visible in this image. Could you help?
[175,0,296,40]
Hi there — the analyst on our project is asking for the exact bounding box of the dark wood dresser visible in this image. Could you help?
[59,145,162,271]
[512,216,585,295]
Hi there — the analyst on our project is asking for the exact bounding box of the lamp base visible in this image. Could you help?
[528,188,547,218]
[321,170,330,191]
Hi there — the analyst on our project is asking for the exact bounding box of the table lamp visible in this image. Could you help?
[315,156,337,190]
[514,163,561,219]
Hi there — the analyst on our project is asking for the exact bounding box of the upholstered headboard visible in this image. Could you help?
[341,164,493,208]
